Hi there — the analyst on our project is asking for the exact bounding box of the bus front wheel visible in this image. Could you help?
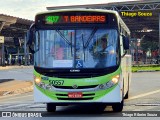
[112,99,124,112]
[46,103,56,112]
[112,87,124,112]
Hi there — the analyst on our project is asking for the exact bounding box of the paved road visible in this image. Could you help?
[0,67,33,81]
[0,69,160,119]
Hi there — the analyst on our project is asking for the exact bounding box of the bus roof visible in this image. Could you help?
[36,9,130,35]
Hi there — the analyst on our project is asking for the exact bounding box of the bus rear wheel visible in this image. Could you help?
[46,103,56,112]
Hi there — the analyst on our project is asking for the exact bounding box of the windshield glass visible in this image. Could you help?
[34,28,119,69]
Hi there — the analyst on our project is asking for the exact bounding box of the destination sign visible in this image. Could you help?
[45,15,106,24]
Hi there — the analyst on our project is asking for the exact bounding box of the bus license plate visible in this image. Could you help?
[68,92,82,98]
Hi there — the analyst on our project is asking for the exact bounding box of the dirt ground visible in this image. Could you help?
[0,80,33,96]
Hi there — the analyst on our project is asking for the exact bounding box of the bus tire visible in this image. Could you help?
[124,75,130,99]
[46,103,56,112]
[124,91,129,99]
[112,99,124,112]
[112,86,124,112]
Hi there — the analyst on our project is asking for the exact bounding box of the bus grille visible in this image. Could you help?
[53,85,97,89]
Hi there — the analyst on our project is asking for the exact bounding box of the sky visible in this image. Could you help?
[0,0,138,20]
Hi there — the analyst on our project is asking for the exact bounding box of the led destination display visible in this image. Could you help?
[45,15,106,24]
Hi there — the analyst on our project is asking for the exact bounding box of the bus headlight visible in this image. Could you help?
[99,84,105,89]
[39,82,45,88]
[46,84,52,90]
[34,77,41,85]
[111,75,119,84]
[34,76,52,90]
[98,75,119,90]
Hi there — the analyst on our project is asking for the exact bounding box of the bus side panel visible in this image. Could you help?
[121,54,132,97]
[126,55,132,89]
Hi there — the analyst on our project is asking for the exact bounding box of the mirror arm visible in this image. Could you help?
[122,50,127,57]
[27,23,36,54]
[29,46,35,54]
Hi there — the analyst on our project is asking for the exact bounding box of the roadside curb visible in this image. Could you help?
[0,79,14,83]
[137,70,158,72]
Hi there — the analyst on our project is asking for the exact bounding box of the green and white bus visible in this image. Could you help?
[27,9,131,112]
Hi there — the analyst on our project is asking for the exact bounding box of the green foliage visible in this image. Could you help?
[141,38,158,52]
[132,65,160,72]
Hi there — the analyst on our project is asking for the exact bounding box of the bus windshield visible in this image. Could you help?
[34,28,119,69]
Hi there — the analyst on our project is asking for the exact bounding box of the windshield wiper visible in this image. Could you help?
[81,34,85,61]
[84,27,98,49]
[56,30,71,45]
[70,32,73,56]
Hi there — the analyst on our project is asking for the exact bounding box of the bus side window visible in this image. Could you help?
[120,35,124,56]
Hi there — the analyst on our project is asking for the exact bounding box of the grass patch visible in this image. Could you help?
[132,65,160,72]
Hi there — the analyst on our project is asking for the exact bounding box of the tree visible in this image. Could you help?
[141,38,158,53]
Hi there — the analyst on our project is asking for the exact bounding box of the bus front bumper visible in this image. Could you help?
[34,84,123,104]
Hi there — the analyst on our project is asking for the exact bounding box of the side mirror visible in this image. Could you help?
[27,23,35,45]
[122,35,129,50]
[27,23,35,54]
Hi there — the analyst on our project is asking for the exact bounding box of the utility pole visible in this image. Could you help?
[0,21,6,66]
[159,14,160,55]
